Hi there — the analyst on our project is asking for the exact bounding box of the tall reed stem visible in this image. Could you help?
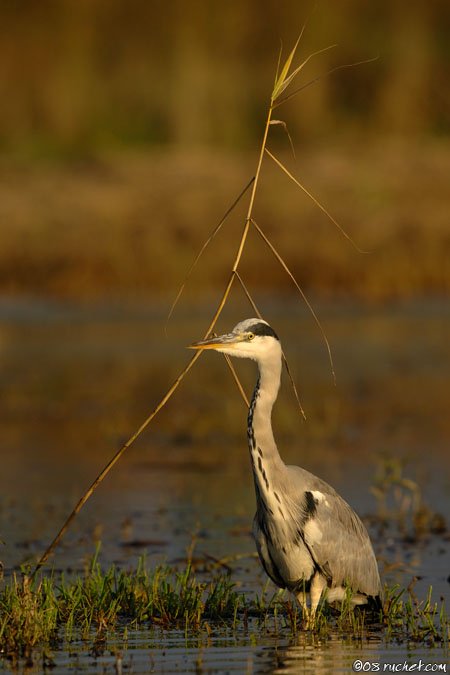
[32,105,275,577]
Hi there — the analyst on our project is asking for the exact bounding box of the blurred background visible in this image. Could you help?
[0,0,449,299]
[0,0,449,590]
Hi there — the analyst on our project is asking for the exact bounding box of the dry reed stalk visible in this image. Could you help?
[32,36,357,576]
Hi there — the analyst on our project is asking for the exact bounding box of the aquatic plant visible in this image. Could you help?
[371,453,447,541]
[0,555,447,667]
[0,551,244,652]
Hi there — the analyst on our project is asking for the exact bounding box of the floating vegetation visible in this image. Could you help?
[0,553,448,669]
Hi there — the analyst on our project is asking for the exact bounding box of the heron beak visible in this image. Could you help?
[189,332,243,351]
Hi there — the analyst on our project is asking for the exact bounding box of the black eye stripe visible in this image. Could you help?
[248,322,279,340]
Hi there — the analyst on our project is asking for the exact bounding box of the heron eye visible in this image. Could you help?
[247,332,255,341]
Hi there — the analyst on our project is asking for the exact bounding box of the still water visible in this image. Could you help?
[38,627,449,673]
[0,295,449,672]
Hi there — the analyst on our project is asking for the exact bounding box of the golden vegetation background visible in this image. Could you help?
[1,0,449,299]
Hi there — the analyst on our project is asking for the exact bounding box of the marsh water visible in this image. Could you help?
[0,295,449,672]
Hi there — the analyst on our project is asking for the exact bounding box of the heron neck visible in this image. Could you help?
[247,355,284,472]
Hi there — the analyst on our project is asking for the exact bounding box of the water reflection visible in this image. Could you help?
[269,633,449,674]
[35,624,449,674]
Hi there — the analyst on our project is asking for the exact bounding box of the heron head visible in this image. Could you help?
[189,318,281,362]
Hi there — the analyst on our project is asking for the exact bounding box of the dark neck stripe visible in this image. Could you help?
[247,377,260,451]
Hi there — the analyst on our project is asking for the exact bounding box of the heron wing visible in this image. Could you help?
[303,492,380,596]
[285,467,381,597]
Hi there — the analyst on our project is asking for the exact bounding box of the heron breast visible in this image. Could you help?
[261,519,316,588]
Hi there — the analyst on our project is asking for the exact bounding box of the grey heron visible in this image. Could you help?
[190,318,382,620]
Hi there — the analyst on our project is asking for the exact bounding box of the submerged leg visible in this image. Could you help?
[310,572,327,617]
[326,586,368,606]
[295,573,327,628]
[295,585,309,623]
[294,574,324,628]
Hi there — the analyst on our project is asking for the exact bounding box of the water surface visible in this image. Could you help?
[0,295,449,671]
